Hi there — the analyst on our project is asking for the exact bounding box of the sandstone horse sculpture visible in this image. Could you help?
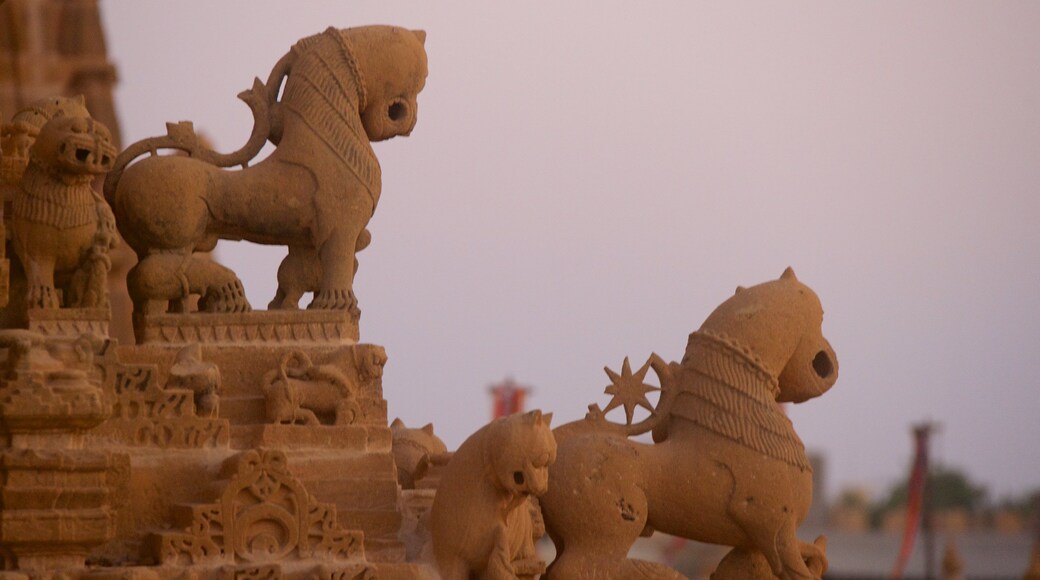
[539,269,838,580]
[104,26,427,317]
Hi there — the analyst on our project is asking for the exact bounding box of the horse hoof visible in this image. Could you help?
[308,288,358,312]
[200,280,252,313]
[28,285,61,309]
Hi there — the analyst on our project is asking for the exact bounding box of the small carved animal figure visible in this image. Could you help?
[430,410,556,580]
[105,26,428,316]
[540,269,838,580]
[166,344,221,418]
[11,110,117,310]
[390,418,448,489]
[263,350,360,426]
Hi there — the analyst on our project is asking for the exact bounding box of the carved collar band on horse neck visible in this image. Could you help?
[673,330,810,470]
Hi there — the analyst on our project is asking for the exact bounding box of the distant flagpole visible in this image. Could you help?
[891,423,933,580]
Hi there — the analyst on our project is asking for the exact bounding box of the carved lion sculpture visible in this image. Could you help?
[539,269,838,580]
[9,106,117,310]
[104,26,427,317]
[263,350,361,426]
[431,410,557,580]
[390,418,449,490]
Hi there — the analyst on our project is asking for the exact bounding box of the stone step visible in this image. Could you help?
[286,448,396,477]
[337,508,402,541]
[228,424,392,452]
[365,539,409,565]
[305,478,400,513]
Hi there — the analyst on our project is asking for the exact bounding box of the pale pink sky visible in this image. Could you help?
[104,2,1040,501]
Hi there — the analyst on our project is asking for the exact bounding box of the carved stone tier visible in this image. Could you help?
[26,307,110,340]
[89,343,404,566]
[0,449,128,570]
[134,311,359,347]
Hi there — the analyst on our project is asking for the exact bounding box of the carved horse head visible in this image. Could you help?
[695,267,838,403]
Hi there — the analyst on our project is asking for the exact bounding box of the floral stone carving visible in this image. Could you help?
[430,410,556,580]
[10,103,117,311]
[104,26,428,319]
[539,269,838,580]
[155,449,364,566]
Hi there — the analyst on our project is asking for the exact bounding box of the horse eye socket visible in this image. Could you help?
[388,101,407,121]
[812,350,833,378]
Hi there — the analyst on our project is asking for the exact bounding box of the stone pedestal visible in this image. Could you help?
[134,310,358,347]
[0,330,126,572]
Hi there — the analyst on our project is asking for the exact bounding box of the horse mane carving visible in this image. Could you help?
[103,26,427,333]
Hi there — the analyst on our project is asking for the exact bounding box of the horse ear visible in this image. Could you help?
[422,423,434,435]
[780,267,798,281]
[412,30,426,45]
[391,417,404,428]
[73,94,86,106]
[542,412,553,427]
[735,286,746,294]
[527,410,542,424]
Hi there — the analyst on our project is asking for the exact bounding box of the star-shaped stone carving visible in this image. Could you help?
[603,356,659,425]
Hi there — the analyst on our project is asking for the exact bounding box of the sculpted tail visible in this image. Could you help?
[103,78,273,206]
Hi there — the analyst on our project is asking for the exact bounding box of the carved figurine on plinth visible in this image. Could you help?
[539,269,838,580]
[431,410,556,580]
[104,26,428,321]
[263,349,362,426]
[1,97,117,319]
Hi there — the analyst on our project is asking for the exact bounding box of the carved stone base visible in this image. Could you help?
[134,310,359,347]
[26,307,110,339]
[0,449,129,570]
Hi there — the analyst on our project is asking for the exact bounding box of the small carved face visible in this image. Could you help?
[30,115,116,176]
[358,28,428,142]
[488,410,557,498]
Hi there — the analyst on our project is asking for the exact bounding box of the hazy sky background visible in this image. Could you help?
[102,2,1039,501]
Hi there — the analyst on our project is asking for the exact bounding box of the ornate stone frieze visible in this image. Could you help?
[155,449,364,566]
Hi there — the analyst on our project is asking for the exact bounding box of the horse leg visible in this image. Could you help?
[726,491,815,580]
[774,520,823,580]
[310,226,362,315]
[189,257,251,313]
[269,245,318,310]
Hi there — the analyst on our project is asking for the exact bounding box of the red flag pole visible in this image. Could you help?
[891,423,933,580]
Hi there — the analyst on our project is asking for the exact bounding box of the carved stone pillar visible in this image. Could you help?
[0,330,127,571]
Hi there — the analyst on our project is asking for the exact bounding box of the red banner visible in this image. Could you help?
[490,379,529,419]
[891,426,931,579]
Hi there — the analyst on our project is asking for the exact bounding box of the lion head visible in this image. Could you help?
[30,114,116,180]
[484,410,557,498]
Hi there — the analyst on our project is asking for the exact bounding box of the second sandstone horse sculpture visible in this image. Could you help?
[539,268,838,580]
[104,26,427,317]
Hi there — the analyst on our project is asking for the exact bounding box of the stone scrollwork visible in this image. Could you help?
[156,449,364,566]
[89,346,228,449]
